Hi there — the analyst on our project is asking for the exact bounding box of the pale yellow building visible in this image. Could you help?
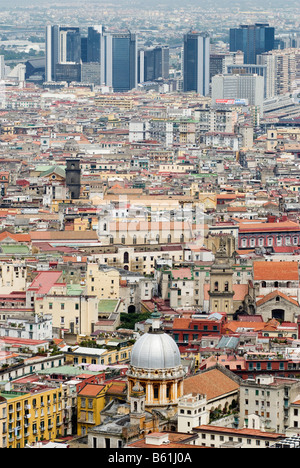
[35,283,99,336]
[98,220,194,246]
[63,344,133,367]
[85,263,120,299]
[0,262,27,294]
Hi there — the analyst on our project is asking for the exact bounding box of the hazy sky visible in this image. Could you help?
[0,0,297,6]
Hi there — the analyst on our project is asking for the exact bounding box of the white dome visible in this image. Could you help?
[130,331,181,370]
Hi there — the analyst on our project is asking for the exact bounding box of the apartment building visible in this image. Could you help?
[77,381,111,437]
[62,344,133,367]
[91,245,185,276]
[177,393,209,433]
[239,375,300,434]
[0,396,7,448]
[193,424,285,448]
[0,382,64,448]
[86,263,120,299]
[0,262,27,294]
[257,48,298,97]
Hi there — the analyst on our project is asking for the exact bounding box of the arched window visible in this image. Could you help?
[214,281,219,292]
[262,281,267,288]
[124,252,129,264]
[109,236,114,245]
[121,235,125,244]
[167,234,172,243]
[224,281,229,292]
[274,281,279,288]
[133,235,137,245]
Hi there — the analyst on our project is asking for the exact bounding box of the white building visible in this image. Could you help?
[0,314,53,341]
[178,393,209,433]
[211,74,265,117]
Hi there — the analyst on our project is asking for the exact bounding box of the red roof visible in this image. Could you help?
[28,271,63,295]
[253,261,299,281]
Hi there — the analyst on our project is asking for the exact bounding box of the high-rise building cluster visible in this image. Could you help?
[42,21,300,114]
[1,7,300,451]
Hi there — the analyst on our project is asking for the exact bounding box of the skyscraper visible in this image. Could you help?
[45,25,60,82]
[229,23,275,64]
[87,26,104,63]
[103,31,138,92]
[183,31,210,96]
[138,46,169,83]
[45,25,81,82]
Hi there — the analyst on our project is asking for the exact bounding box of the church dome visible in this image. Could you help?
[130,331,181,370]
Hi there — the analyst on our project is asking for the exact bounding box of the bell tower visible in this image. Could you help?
[66,157,81,200]
[208,236,235,317]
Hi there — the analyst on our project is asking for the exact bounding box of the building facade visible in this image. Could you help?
[183,31,210,96]
[229,23,275,64]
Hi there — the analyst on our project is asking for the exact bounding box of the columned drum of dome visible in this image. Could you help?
[127,321,185,408]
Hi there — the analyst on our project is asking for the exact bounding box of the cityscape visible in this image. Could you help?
[0,0,299,452]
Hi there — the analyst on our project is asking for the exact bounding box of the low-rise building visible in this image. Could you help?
[193,424,285,448]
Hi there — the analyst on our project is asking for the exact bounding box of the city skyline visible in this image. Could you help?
[0,0,299,453]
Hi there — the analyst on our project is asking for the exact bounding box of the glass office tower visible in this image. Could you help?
[45,25,81,82]
[229,23,275,64]
[104,31,137,92]
[139,46,169,83]
[183,31,210,96]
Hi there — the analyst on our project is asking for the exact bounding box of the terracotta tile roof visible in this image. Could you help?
[225,319,280,334]
[183,368,239,401]
[77,383,105,397]
[256,290,299,307]
[253,261,299,281]
[128,432,204,449]
[239,220,300,233]
[0,231,31,243]
[172,318,192,330]
[30,231,99,240]
[194,425,285,439]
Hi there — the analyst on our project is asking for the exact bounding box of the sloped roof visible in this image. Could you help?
[253,261,299,281]
[256,290,299,307]
[183,368,240,401]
